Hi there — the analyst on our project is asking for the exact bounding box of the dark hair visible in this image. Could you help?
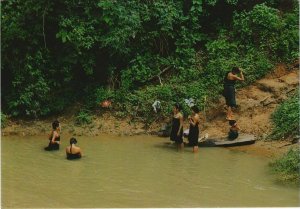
[191,105,199,113]
[232,67,240,74]
[52,120,60,130]
[70,137,77,145]
[229,120,236,126]
[174,103,182,111]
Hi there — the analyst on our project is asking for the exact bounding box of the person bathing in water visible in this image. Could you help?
[66,138,82,160]
[170,103,184,150]
[44,120,61,151]
[223,67,244,120]
[228,120,240,140]
[188,106,200,152]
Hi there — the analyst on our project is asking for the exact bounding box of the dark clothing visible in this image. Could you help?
[67,153,81,160]
[188,121,199,146]
[223,72,237,108]
[170,117,183,144]
[44,142,59,151]
[44,135,60,151]
[224,85,237,107]
[66,145,81,160]
[228,129,239,140]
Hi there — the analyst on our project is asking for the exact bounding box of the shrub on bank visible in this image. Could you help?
[271,94,299,139]
[1,112,7,128]
[75,110,93,125]
[269,147,300,183]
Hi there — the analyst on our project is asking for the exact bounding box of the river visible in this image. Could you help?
[1,134,299,208]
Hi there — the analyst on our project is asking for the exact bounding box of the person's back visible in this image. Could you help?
[66,138,82,160]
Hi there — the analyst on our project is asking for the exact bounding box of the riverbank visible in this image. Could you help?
[1,110,297,158]
[1,64,299,158]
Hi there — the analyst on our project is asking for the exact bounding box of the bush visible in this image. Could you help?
[271,94,299,139]
[75,110,93,125]
[233,3,298,62]
[94,87,114,106]
[269,148,300,182]
[1,112,7,128]
[2,1,298,120]
[5,52,51,117]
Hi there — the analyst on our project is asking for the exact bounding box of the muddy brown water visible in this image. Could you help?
[1,134,299,208]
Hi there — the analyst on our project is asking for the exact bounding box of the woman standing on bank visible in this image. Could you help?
[188,106,200,153]
[223,67,244,120]
[170,103,184,150]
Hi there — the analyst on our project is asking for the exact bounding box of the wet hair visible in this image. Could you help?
[191,105,200,113]
[232,67,240,74]
[52,120,60,130]
[70,137,77,145]
[174,103,182,111]
[229,120,237,126]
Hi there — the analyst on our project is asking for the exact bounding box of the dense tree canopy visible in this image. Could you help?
[1,0,298,120]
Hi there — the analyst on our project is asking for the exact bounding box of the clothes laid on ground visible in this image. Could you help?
[184,98,195,107]
[188,121,199,146]
[223,72,237,108]
[228,129,239,140]
[170,117,183,144]
[44,135,60,151]
[152,100,161,113]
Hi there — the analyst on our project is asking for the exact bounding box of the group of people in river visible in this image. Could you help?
[169,66,244,152]
[44,120,83,160]
[44,67,244,156]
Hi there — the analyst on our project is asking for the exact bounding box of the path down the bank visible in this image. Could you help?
[202,64,298,142]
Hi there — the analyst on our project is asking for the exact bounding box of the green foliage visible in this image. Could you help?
[1,112,8,128]
[95,87,113,103]
[271,94,300,139]
[269,148,300,182]
[75,110,93,126]
[1,0,298,120]
[233,3,298,61]
[6,51,51,117]
[121,54,162,89]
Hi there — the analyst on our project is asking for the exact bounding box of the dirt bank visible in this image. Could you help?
[2,64,299,157]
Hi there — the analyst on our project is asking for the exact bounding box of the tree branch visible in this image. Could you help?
[148,66,171,85]
[42,9,47,49]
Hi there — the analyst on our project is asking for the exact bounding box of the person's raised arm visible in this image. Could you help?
[189,115,198,126]
[239,69,244,81]
[232,73,244,81]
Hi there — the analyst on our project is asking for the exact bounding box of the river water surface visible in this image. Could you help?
[2,134,299,208]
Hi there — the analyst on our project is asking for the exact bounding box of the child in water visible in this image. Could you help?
[228,120,240,140]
